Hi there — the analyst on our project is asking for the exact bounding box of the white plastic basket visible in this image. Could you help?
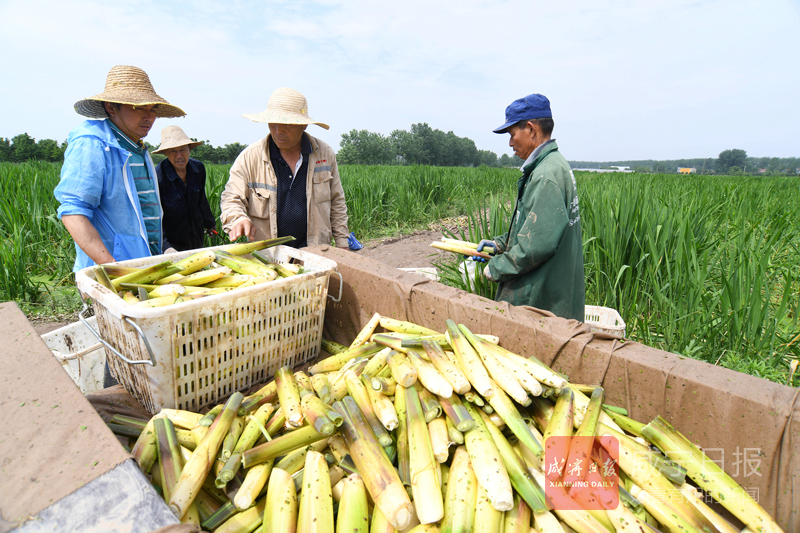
[75,245,338,414]
[41,317,106,395]
[584,305,626,338]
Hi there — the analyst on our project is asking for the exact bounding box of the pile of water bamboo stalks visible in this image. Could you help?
[113,313,783,533]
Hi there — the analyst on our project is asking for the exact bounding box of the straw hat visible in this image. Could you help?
[152,126,203,154]
[74,65,186,119]
[242,88,329,129]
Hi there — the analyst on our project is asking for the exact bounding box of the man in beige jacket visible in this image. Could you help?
[220,88,349,248]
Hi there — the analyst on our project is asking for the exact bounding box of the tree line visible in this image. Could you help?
[337,123,505,167]
[2,133,796,176]
[0,133,248,165]
[570,149,799,175]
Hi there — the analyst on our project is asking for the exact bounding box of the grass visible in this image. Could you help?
[434,172,800,384]
[1,161,797,385]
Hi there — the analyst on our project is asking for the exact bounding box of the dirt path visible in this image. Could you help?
[359,229,450,269]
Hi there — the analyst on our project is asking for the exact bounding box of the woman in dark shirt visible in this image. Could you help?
[154,126,216,252]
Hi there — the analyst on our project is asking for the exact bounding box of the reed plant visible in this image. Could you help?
[434,171,800,383]
[2,159,797,384]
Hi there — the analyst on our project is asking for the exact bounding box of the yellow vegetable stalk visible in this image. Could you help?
[175,266,231,286]
[563,387,604,486]
[407,349,454,398]
[345,370,393,447]
[371,375,397,396]
[543,387,574,480]
[405,384,445,524]
[154,418,183,503]
[168,392,243,519]
[336,474,370,533]
[473,483,504,533]
[642,416,783,533]
[388,350,418,387]
[484,380,543,458]
[300,393,338,435]
[203,274,254,288]
[421,340,471,395]
[276,366,304,428]
[483,342,568,390]
[533,509,568,533]
[445,320,493,398]
[678,484,740,533]
[310,373,333,404]
[233,460,273,510]
[215,497,267,533]
[428,417,450,463]
[148,283,186,298]
[351,312,383,349]
[362,346,392,378]
[172,249,216,275]
[440,446,477,533]
[472,405,547,512]
[461,401,513,511]
[529,468,611,533]
[222,236,295,256]
[307,342,383,374]
[296,451,335,533]
[379,317,441,336]
[220,416,244,462]
[446,417,464,445]
[241,424,327,469]
[503,496,531,533]
[459,324,529,406]
[394,384,412,490]
[335,396,414,530]
[370,507,400,533]
[363,375,399,430]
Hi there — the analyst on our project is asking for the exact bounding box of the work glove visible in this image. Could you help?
[476,239,497,254]
[483,264,497,282]
[466,239,497,263]
[348,232,363,251]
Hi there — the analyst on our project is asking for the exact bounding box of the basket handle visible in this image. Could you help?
[51,343,103,362]
[78,296,157,367]
[327,270,343,302]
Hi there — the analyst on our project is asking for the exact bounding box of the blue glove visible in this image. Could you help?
[348,232,363,251]
[467,255,488,263]
[476,239,497,254]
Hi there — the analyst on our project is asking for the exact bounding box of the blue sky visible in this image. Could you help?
[1,0,798,161]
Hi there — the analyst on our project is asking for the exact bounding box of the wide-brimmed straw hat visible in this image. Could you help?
[152,126,203,154]
[242,88,329,129]
[74,65,186,119]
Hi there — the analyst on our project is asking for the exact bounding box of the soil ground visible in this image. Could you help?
[30,228,461,336]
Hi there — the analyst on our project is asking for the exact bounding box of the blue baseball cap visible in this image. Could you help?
[493,93,552,133]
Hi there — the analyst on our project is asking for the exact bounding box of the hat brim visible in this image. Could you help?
[242,110,329,130]
[75,96,186,119]
[493,120,516,134]
[152,140,204,155]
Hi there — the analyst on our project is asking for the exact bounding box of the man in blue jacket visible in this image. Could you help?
[479,93,585,321]
[54,65,186,273]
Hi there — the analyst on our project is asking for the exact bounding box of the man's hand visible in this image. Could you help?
[483,264,497,281]
[476,239,498,254]
[228,219,255,242]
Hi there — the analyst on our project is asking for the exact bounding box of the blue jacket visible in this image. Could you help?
[54,119,162,272]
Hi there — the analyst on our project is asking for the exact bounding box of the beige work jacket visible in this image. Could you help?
[220,133,349,248]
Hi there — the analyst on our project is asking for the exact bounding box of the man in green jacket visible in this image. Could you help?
[478,93,585,320]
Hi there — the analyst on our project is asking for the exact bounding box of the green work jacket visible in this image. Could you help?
[488,141,585,320]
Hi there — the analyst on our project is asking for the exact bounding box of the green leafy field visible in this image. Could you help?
[1,161,797,384]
